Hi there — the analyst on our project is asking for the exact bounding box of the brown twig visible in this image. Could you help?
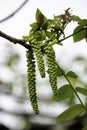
[0,0,29,23]
[0,31,30,49]
[0,26,87,50]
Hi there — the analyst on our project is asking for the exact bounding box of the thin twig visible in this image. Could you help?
[59,26,87,43]
[0,31,30,49]
[56,63,87,111]
[0,0,29,23]
[46,26,87,46]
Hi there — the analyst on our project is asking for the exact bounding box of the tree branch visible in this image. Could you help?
[0,31,30,49]
[0,26,87,50]
[0,0,30,23]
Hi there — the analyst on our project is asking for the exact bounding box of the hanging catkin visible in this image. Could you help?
[44,45,57,96]
[26,49,39,114]
[29,37,46,78]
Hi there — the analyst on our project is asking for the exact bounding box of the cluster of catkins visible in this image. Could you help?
[22,8,72,114]
[24,31,58,114]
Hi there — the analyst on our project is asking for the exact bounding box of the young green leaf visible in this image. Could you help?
[30,22,39,31]
[66,71,78,78]
[73,26,87,42]
[76,87,87,96]
[78,19,87,26]
[56,104,85,122]
[71,15,81,23]
[52,84,74,101]
[36,8,47,26]
[46,31,56,41]
[42,21,48,31]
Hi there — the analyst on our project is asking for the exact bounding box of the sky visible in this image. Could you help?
[0,0,87,128]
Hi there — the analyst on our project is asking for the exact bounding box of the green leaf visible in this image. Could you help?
[46,31,52,38]
[6,54,20,67]
[76,87,87,96]
[52,84,74,101]
[22,36,29,41]
[46,31,56,40]
[54,16,61,28]
[56,42,63,46]
[78,19,87,26]
[47,19,54,29]
[71,15,81,23]
[50,39,63,46]
[66,71,78,78]
[36,8,47,26]
[35,30,46,40]
[42,21,48,31]
[56,104,85,122]
[55,66,64,77]
[74,56,85,62]
[30,22,39,31]
[73,26,87,42]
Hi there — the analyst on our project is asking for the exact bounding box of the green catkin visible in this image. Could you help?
[44,45,57,96]
[26,49,39,114]
[29,39,46,78]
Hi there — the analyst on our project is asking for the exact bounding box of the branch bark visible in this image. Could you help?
[0,31,30,49]
[0,0,29,23]
[0,26,87,50]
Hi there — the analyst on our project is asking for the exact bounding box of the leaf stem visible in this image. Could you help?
[56,63,87,111]
[57,26,87,44]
